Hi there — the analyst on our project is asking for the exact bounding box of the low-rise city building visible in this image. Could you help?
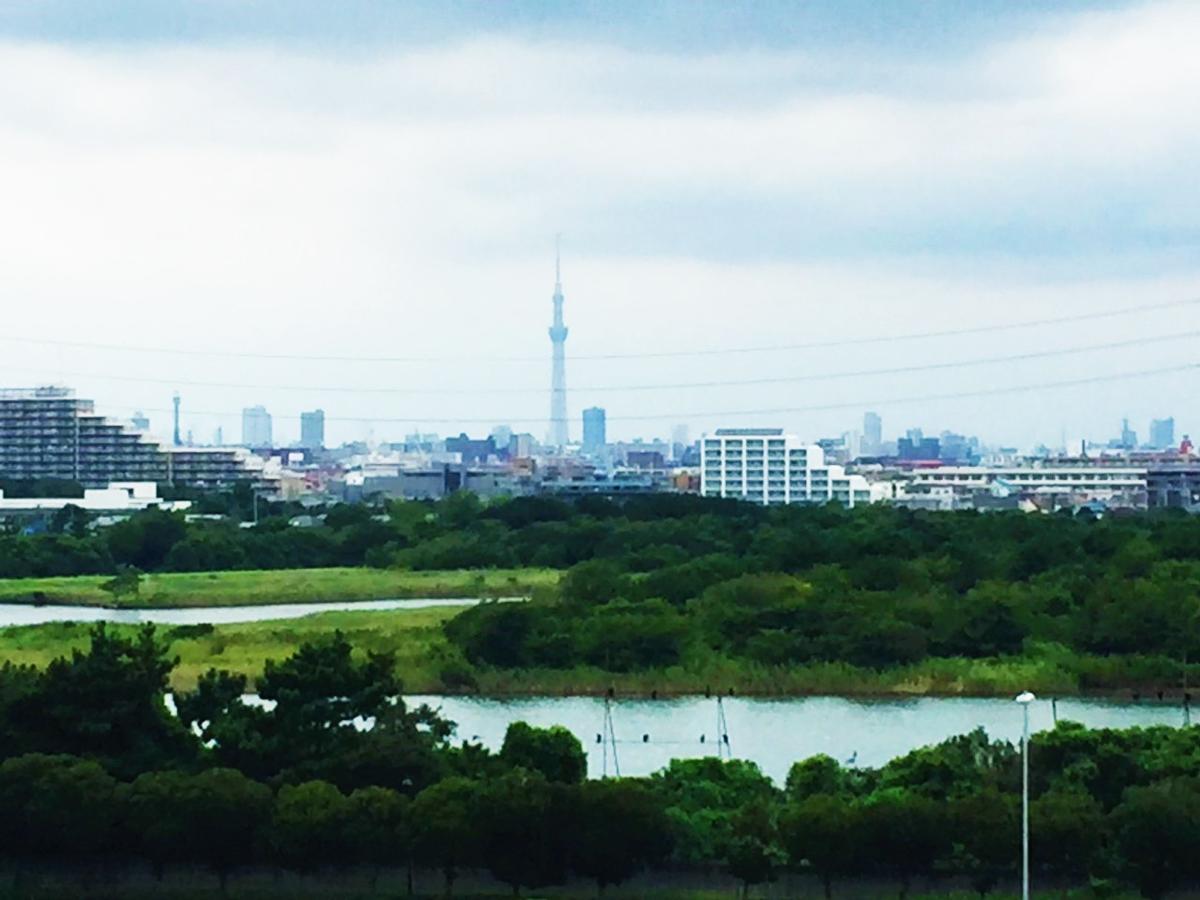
[906,462,1148,509]
[0,481,191,521]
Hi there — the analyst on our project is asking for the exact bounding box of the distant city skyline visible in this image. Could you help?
[0,1,1196,447]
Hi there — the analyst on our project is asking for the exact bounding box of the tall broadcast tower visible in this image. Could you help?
[548,239,569,447]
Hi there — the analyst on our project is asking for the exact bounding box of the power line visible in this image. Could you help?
[95,362,1197,425]
[0,296,1194,363]
[11,330,1197,396]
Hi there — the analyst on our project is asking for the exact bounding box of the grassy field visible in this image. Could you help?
[0,606,466,691]
[2,602,1188,697]
[0,567,559,608]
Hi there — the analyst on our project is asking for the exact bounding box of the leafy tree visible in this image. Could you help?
[0,754,118,866]
[880,727,1016,798]
[935,582,1027,657]
[499,721,587,784]
[177,634,449,788]
[1031,787,1104,885]
[726,799,784,898]
[1110,778,1200,899]
[576,599,688,671]
[49,503,90,538]
[477,769,573,895]
[345,786,412,889]
[651,758,779,865]
[105,508,187,569]
[182,768,273,892]
[559,559,629,607]
[2,624,193,777]
[948,788,1018,899]
[411,776,484,896]
[164,528,248,571]
[99,565,141,602]
[270,780,351,875]
[785,755,847,801]
[572,779,673,893]
[121,770,198,879]
[635,553,744,605]
[437,491,484,529]
[445,602,543,668]
[781,793,858,898]
[858,788,948,900]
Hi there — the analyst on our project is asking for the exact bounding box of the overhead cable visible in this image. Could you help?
[0,296,1194,363]
[10,330,1197,396]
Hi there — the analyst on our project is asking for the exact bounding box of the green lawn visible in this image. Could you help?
[0,567,559,608]
[0,606,468,692]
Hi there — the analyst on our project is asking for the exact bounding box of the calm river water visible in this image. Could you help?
[407,694,1194,782]
[0,598,482,627]
[7,601,1192,783]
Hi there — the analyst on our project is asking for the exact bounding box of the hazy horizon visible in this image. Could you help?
[1,1,1196,450]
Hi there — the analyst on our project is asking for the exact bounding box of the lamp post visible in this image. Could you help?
[1016,690,1036,900]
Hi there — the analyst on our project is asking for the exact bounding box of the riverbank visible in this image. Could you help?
[1,608,1192,697]
[0,567,558,608]
[448,649,1194,700]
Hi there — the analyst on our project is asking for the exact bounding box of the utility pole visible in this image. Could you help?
[1016,690,1036,900]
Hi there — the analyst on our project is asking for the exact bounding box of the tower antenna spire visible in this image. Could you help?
[547,235,569,447]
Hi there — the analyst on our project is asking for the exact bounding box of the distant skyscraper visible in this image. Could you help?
[214,426,224,446]
[582,407,607,452]
[863,411,882,455]
[548,240,569,447]
[490,424,513,450]
[509,432,535,458]
[1120,418,1137,450]
[1150,417,1175,451]
[172,392,181,447]
[670,423,690,460]
[242,405,273,448]
[300,409,325,450]
[131,410,150,431]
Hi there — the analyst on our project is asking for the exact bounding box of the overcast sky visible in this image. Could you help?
[0,0,1197,449]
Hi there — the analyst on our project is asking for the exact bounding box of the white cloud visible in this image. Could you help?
[0,1,1196,447]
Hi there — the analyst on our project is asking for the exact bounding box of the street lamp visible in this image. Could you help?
[1015,690,1036,900]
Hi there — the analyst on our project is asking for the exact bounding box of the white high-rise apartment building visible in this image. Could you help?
[700,428,873,507]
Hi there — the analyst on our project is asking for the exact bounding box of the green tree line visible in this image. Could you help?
[7,496,1200,680]
[3,626,1200,897]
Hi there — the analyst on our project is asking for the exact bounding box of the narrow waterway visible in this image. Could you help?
[408,694,1194,782]
[0,597,483,627]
